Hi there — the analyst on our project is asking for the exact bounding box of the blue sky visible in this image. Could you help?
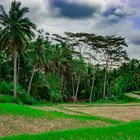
[1,0,140,59]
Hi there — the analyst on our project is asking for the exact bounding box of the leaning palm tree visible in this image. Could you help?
[0,1,36,98]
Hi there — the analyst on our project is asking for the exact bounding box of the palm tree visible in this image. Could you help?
[48,43,72,93]
[0,1,36,98]
[28,33,47,94]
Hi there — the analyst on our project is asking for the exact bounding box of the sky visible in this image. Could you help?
[1,0,140,59]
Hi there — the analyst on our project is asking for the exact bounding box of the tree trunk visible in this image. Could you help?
[59,75,63,94]
[28,67,35,95]
[106,78,109,98]
[103,68,107,99]
[89,74,95,102]
[71,75,75,101]
[17,55,20,82]
[74,76,80,103]
[13,45,17,99]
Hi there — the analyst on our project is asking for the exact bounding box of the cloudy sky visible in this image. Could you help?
[1,0,140,59]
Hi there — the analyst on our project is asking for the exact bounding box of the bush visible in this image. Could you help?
[0,81,36,104]
[0,95,14,103]
[49,90,63,103]
[118,93,137,102]
[16,84,36,105]
[0,81,12,95]
[109,96,118,102]
[35,86,50,101]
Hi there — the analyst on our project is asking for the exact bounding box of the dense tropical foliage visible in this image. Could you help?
[0,1,140,104]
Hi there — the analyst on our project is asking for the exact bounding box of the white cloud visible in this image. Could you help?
[0,0,140,59]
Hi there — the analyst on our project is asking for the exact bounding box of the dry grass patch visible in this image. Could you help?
[0,115,109,137]
[64,106,140,122]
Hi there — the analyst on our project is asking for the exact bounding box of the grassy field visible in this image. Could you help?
[0,103,140,139]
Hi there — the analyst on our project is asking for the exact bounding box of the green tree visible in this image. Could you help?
[28,31,47,94]
[0,1,36,98]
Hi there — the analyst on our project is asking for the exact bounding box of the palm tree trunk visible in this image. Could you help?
[71,75,75,101]
[17,55,20,82]
[103,68,107,99]
[74,76,80,103]
[106,78,109,98]
[59,75,63,94]
[28,67,35,95]
[13,45,17,99]
[89,74,95,102]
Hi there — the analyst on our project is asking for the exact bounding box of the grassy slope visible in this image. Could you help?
[0,121,140,140]
[0,103,47,118]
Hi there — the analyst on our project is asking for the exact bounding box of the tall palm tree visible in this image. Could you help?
[28,33,47,94]
[0,1,36,98]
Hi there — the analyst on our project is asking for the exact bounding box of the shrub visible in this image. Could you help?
[49,90,63,103]
[16,84,36,105]
[118,93,137,102]
[0,95,14,103]
[35,86,50,101]
[109,96,118,102]
[0,81,12,95]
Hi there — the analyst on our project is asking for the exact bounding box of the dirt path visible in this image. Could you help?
[32,106,82,116]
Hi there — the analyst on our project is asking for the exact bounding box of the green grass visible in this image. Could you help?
[0,121,140,140]
[32,99,128,107]
[93,99,128,104]
[0,95,14,103]
[0,103,47,118]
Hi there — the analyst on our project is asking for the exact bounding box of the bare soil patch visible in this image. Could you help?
[0,115,109,137]
[65,106,140,122]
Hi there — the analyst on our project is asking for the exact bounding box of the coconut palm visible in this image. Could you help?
[28,33,47,94]
[0,1,36,98]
